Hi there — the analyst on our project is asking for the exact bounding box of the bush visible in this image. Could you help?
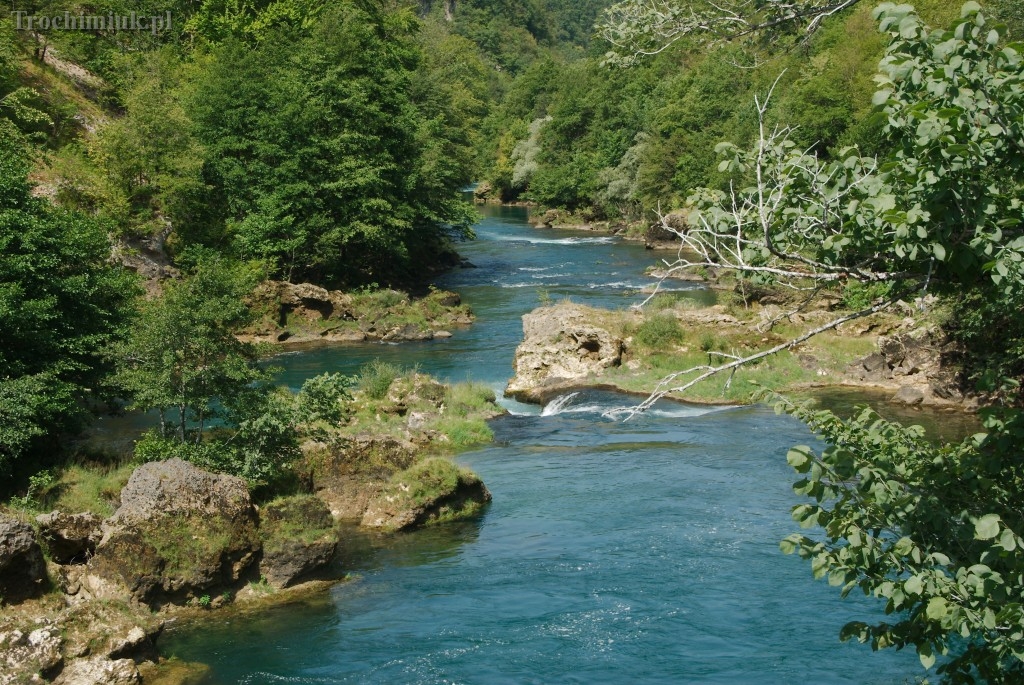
[296,373,353,424]
[358,360,403,400]
[634,314,684,348]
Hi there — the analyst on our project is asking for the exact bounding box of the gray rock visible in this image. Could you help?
[893,386,926,405]
[0,515,47,604]
[505,303,624,403]
[55,657,140,685]
[36,511,102,564]
[84,459,259,606]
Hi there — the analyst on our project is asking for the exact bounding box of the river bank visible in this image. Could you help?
[0,370,503,685]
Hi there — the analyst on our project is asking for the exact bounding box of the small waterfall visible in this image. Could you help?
[540,392,581,416]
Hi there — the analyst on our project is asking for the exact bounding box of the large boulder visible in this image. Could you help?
[0,515,47,604]
[361,459,491,532]
[258,496,338,589]
[505,303,624,403]
[83,459,260,606]
[36,511,102,564]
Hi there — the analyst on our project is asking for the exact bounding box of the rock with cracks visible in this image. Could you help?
[55,657,140,685]
[259,496,338,589]
[361,459,491,532]
[505,303,623,404]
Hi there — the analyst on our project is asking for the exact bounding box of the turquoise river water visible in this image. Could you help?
[160,204,938,683]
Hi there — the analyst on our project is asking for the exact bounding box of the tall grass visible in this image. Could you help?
[358,359,404,400]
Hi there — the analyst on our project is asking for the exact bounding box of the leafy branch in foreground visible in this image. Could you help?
[767,391,1024,682]
[627,2,1023,411]
[616,4,1024,679]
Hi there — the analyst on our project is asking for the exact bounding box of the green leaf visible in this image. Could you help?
[918,642,936,669]
[926,597,949,620]
[787,446,813,472]
[975,514,1001,540]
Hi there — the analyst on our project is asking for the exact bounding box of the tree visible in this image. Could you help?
[0,135,137,478]
[110,254,266,442]
[599,0,871,64]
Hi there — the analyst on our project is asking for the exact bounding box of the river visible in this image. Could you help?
[160,204,935,683]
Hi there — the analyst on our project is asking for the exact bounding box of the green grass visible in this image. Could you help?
[140,516,235,583]
[357,359,404,400]
[40,462,136,517]
[445,382,497,415]
[431,416,494,448]
[259,494,336,555]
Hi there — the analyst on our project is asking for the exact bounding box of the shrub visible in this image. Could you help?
[634,314,684,348]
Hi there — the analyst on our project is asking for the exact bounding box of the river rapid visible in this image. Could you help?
[161,205,932,683]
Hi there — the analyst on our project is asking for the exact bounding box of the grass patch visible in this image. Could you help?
[259,494,336,555]
[140,516,235,583]
[445,382,497,415]
[357,359,404,400]
[40,462,135,517]
[432,416,493,448]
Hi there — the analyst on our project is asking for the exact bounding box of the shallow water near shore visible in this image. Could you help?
[161,205,936,683]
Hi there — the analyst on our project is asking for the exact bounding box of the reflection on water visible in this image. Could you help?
[796,387,981,443]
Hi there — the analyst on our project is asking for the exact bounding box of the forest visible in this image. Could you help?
[2,0,1024,680]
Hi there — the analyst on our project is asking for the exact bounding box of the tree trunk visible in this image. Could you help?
[444,0,455,22]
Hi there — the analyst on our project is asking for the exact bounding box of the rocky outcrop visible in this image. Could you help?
[848,328,969,407]
[0,515,47,604]
[55,657,140,685]
[0,600,159,685]
[505,304,624,403]
[0,627,63,683]
[244,281,473,345]
[82,459,260,606]
[36,512,102,564]
[361,459,491,532]
[308,436,419,521]
[259,496,338,589]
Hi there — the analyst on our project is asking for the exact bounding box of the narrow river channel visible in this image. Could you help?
[160,204,932,683]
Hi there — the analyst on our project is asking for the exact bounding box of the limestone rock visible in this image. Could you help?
[55,657,140,685]
[0,515,47,604]
[84,459,259,606]
[259,496,338,589]
[361,459,491,532]
[36,512,102,564]
[505,304,624,403]
[0,627,63,683]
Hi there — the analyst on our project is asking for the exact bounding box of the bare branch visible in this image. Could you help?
[605,297,897,420]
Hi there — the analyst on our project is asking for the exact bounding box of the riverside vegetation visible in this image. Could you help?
[2,0,1024,683]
